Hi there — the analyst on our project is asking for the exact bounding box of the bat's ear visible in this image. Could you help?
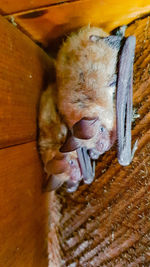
[43,175,64,192]
[89,35,122,50]
[103,36,122,50]
[45,157,67,175]
[72,117,99,139]
[43,157,69,191]
[60,130,80,152]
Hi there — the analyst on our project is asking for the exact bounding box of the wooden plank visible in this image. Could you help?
[48,17,150,266]
[0,142,49,267]
[0,0,73,15]
[6,0,150,46]
[0,16,54,149]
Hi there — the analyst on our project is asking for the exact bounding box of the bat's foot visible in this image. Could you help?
[115,25,127,37]
[118,139,138,166]
[131,139,138,160]
[67,180,79,193]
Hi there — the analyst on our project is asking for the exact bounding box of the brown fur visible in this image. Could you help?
[39,84,80,190]
[39,84,67,164]
[39,26,120,191]
[56,26,118,132]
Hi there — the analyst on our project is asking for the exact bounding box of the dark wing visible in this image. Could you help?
[117,36,138,166]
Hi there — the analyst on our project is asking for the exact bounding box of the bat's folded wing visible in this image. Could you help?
[77,147,95,184]
[117,36,138,166]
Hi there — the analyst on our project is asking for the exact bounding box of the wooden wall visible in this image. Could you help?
[0,0,71,14]
[0,1,150,266]
[0,15,54,267]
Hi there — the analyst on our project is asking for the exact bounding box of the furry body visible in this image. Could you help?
[39,85,82,192]
[56,26,118,131]
[56,26,120,156]
[39,26,136,191]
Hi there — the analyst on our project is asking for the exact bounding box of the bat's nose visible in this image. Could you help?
[96,139,110,154]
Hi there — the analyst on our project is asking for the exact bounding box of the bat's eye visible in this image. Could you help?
[89,35,100,42]
[100,126,105,133]
[69,159,74,166]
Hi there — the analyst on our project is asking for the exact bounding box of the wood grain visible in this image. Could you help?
[0,16,54,149]
[5,0,150,46]
[0,0,72,15]
[0,141,49,267]
[49,16,150,267]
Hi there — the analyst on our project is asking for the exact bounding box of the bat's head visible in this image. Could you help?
[60,117,115,159]
[44,153,82,192]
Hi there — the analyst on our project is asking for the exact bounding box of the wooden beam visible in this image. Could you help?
[0,0,71,15]
[0,141,49,267]
[5,0,150,46]
[0,16,54,149]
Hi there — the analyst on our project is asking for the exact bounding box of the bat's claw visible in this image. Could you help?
[131,139,138,160]
[115,25,127,37]
[67,180,79,192]
[118,139,138,166]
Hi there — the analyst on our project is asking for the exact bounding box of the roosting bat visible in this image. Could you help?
[39,84,85,192]
[39,26,138,192]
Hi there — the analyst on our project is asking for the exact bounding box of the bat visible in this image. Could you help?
[56,26,138,175]
[39,26,138,192]
[39,84,87,192]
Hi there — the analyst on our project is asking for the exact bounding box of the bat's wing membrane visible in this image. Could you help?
[117,36,138,166]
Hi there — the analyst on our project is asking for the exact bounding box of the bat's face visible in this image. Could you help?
[44,152,83,192]
[73,117,115,159]
[58,117,115,187]
[60,117,116,159]
[87,124,113,159]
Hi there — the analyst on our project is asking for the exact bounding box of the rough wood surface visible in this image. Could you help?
[0,142,49,267]
[49,16,150,267]
[0,16,54,149]
[5,0,150,46]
